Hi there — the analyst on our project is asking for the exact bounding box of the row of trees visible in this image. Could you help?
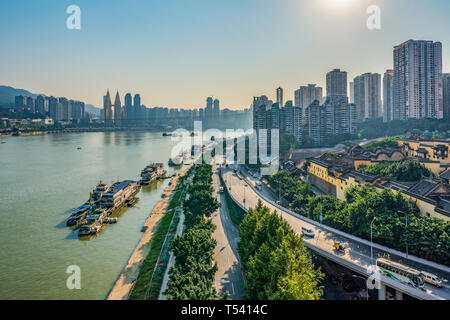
[358,118,450,139]
[305,185,449,265]
[238,201,324,300]
[362,136,401,152]
[267,171,314,214]
[270,169,450,265]
[358,160,434,182]
[164,164,221,300]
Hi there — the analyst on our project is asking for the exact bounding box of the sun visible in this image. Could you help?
[323,0,355,7]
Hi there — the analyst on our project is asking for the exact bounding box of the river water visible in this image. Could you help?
[0,131,193,299]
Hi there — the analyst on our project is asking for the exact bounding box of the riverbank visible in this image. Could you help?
[106,166,191,300]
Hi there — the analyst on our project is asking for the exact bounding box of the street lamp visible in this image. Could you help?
[370,217,377,265]
[243,184,247,204]
[399,211,409,258]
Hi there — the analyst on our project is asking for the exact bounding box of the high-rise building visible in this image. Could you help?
[114,91,122,125]
[104,90,113,125]
[326,69,347,98]
[124,93,132,123]
[443,74,450,119]
[71,101,85,121]
[133,94,141,108]
[59,97,69,121]
[35,95,47,115]
[304,96,357,146]
[49,96,62,122]
[383,70,394,122]
[393,40,443,119]
[294,84,323,110]
[252,96,274,154]
[206,97,213,119]
[349,82,355,104]
[281,102,303,144]
[15,95,26,108]
[26,97,35,111]
[353,72,381,121]
[276,87,283,108]
[213,98,220,116]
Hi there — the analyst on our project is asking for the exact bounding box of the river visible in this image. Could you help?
[0,131,193,299]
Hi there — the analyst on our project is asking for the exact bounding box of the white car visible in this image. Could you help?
[301,227,315,238]
[422,272,443,288]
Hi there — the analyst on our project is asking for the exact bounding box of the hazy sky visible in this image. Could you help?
[0,0,449,109]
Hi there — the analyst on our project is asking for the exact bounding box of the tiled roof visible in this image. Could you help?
[408,179,439,197]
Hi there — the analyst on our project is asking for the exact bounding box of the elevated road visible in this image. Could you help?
[222,166,450,300]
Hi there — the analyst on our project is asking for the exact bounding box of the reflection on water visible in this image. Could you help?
[0,131,186,300]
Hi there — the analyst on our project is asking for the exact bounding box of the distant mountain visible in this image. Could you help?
[0,85,100,116]
[0,86,39,107]
[85,104,101,117]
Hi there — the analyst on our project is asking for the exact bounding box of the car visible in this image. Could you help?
[301,227,315,238]
[276,200,281,205]
[256,185,262,191]
[219,187,224,194]
[422,272,443,288]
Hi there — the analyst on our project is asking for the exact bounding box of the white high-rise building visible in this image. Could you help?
[393,40,443,120]
[353,73,382,121]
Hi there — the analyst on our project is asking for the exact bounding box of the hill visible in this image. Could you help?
[0,85,100,116]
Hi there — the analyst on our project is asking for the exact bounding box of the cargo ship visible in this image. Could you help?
[139,163,166,185]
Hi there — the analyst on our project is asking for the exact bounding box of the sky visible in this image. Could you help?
[0,0,449,109]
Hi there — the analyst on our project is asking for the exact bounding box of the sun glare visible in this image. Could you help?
[323,0,355,8]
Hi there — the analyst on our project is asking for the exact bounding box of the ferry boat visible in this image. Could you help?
[66,205,91,226]
[169,154,183,166]
[78,222,101,237]
[139,163,166,185]
[92,183,108,201]
[99,180,140,210]
[85,208,107,223]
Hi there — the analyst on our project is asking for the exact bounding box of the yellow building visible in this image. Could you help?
[398,139,450,164]
[307,159,450,221]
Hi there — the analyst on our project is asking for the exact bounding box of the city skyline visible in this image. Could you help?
[1,0,449,109]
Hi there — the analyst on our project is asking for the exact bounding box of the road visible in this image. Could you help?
[222,166,450,300]
[211,166,245,299]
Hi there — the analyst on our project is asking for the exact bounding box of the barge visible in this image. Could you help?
[139,163,166,185]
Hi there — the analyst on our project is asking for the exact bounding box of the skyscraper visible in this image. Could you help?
[383,70,394,122]
[114,91,122,125]
[133,94,141,108]
[349,82,355,104]
[353,73,381,121]
[326,69,347,98]
[59,97,69,121]
[35,95,47,115]
[124,93,132,124]
[104,90,112,125]
[393,40,443,119]
[213,98,220,116]
[276,87,283,108]
[206,97,213,119]
[443,74,450,119]
[294,84,323,109]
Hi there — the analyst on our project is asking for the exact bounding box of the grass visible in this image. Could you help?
[219,172,246,225]
[128,184,185,300]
